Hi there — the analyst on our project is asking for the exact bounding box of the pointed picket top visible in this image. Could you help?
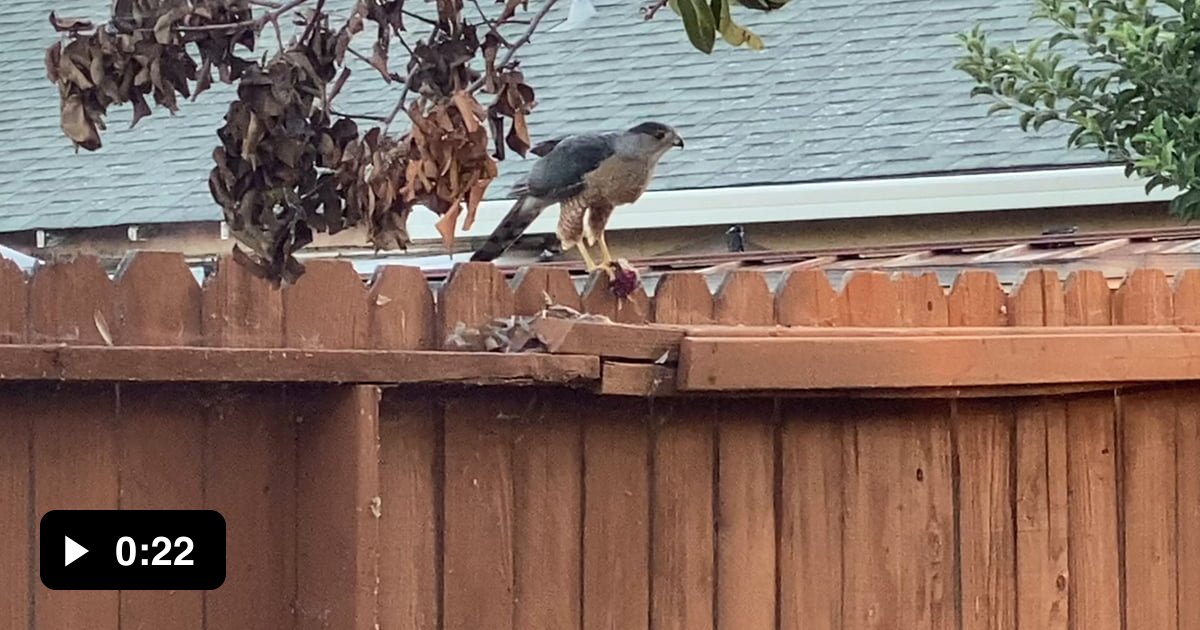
[283,259,369,349]
[652,272,714,325]
[511,266,582,315]
[0,256,27,343]
[774,268,839,326]
[367,265,435,350]
[1113,267,1173,325]
[27,255,115,345]
[838,270,900,326]
[714,270,773,326]
[1173,269,1200,325]
[1063,270,1112,326]
[1007,269,1065,327]
[947,270,1007,327]
[114,251,202,346]
[438,262,515,345]
[201,254,284,347]
[580,270,650,324]
[894,272,948,327]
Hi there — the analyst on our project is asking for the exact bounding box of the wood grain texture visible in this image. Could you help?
[442,395,515,630]
[202,270,295,630]
[1175,388,1200,630]
[117,385,205,630]
[899,402,955,630]
[1063,270,1112,326]
[714,270,773,325]
[775,268,840,326]
[652,400,715,630]
[839,271,900,326]
[779,402,843,630]
[511,266,582,315]
[114,251,203,346]
[532,317,682,361]
[204,389,297,630]
[0,257,27,343]
[379,395,439,630]
[202,254,284,347]
[295,385,381,630]
[581,270,651,324]
[1015,401,1069,630]
[437,262,515,346]
[1113,269,1178,630]
[284,259,369,349]
[368,266,436,350]
[0,387,32,630]
[1065,395,1121,630]
[600,362,677,397]
[955,400,1016,630]
[948,270,1008,326]
[33,385,119,630]
[512,395,583,630]
[714,401,775,630]
[652,271,714,325]
[1173,269,1200,325]
[27,255,115,345]
[1008,270,1065,327]
[896,272,949,327]
[583,399,651,630]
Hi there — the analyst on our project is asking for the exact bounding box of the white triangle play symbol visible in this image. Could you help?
[64,536,88,567]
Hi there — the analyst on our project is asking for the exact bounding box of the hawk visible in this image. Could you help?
[469,121,684,270]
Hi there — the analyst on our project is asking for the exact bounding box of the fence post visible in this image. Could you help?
[0,257,26,343]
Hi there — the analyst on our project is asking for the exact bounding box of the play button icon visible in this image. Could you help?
[64,536,88,567]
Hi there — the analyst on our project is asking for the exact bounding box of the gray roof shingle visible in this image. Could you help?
[0,0,1104,233]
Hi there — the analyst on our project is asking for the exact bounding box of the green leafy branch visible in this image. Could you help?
[956,0,1200,217]
[647,0,787,53]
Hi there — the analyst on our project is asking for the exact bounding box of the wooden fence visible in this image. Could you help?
[1,251,1199,630]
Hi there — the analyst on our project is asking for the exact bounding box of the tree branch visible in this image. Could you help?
[641,0,669,20]
[172,0,310,33]
[467,0,561,93]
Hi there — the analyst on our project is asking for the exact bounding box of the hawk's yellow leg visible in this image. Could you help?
[577,243,599,272]
[598,234,614,267]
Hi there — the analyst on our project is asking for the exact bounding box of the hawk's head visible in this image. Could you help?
[627,121,685,150]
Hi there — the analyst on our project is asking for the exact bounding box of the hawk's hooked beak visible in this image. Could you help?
[672,135,685,148]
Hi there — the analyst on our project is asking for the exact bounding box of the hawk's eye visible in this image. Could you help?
[653,129,666,139]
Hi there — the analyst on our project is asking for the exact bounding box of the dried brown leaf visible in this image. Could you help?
[49,11,94,32]
[60,94,101,150]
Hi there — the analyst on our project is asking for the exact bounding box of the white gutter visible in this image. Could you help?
[400,165,1177,242]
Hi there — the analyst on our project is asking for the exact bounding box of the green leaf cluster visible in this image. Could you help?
[956,0,1200,218]
[669,0,769,53]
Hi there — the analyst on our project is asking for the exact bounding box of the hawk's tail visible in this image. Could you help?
[469,196,545,262]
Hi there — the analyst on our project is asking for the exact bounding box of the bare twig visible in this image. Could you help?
[248,0,282,8]
[382,67,419,131]
[402,9,440,27]
[641,0,669,20]
[173,0,310,32]
[467,0,561,93]
[469,0,511,45]
[332,109,388,122]
[327,67,352,103]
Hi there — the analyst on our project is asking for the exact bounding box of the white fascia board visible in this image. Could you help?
[401,165,1177,242]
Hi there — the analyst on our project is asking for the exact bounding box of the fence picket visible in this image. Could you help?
[1063,270,1112,325]
[1174,271,1200,630]
[442,394,515,630]
[0,389,32,630]
[713,270,773,326]
[948,270,1007,326]
[775,268,839,326]
[778,402,843,630]
[581,271,651,323]
[437,262,514,347]
[368,266,435,350]
[895,271,948,327]
[652,272,714,325]
[0,257,26,343]
[283,259,369,349]
[511,267,582,315]
[114,252,204,630]
[652,400,715,630]
[839,270,899,326]
[1066,395,1122,630]
[1114,269,1178,630]
[26,257,118,629]
[1008,270,1070,630]
[715,400,776,630]
[583,399,651,630]
[378,395,439,630]
[201,255,295,630]
[512,395,583,630]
